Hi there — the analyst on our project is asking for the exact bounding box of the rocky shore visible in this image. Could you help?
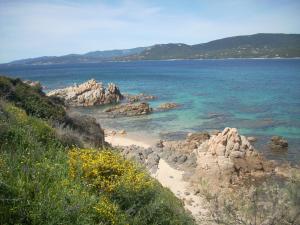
[105,127,298,222]
[107,128,292,190]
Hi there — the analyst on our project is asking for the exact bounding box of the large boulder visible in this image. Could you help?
[195,128,274,187]
[47,79,123,106]
[105,102,152,117]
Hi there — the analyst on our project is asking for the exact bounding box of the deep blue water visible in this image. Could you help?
[1,59,300,163]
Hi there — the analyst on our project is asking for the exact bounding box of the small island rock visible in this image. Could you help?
[270,136,288,149]
[105,102,152,117]
[47,79,123,106]
[157,102,179,111]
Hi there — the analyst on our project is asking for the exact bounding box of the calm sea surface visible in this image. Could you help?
[1,59,300,163]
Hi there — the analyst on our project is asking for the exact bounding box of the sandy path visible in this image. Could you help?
[106,134,207,222]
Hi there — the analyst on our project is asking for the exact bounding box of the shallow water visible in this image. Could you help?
[1,59,300,163]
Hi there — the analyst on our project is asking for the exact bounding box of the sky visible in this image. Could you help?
[0,0,300,63]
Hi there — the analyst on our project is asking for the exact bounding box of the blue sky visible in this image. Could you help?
[0,0,299,62]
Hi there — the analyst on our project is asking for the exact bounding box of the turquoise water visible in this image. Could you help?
[1,59,300,163]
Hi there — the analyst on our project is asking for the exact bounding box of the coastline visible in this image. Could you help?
[106,131,208,221]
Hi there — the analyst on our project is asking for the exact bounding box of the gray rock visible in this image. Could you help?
[144,148,154,157]
[177,155,188,164]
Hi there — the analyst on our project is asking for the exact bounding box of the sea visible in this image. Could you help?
[1,59,300,164]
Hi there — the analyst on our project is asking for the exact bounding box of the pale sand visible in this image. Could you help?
[106,135,151,148]
[106,133,207,221]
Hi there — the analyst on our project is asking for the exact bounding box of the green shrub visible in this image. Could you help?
[0,76,66,122]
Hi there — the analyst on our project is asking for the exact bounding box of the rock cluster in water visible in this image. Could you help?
[105,102,152,117]
[47,79,123,106]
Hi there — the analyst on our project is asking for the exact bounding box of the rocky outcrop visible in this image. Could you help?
[269,136,288,150]
[195,128,274,187]
[47,79,123,106]
[124,93,156,103]
[104,102,152,117]
[23,80,42,88]
[117,145,161,173]
[157,103,179,111]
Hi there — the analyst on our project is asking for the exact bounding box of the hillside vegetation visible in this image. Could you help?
[0,77,195,225]
[127,33,300,60]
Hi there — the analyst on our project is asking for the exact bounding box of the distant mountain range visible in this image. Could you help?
[3,33,300,66]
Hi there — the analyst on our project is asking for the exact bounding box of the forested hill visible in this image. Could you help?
[122,33,300,60]
[3,33,300,66]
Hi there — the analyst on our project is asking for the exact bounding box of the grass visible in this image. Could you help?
[0,101,195,225]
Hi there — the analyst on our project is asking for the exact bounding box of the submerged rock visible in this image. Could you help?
[157,102,179,111]
[47,79,123,106]
[124,93,156,103]
[247,136,257,142]
[269,136,288,150]
[105,102,152,117]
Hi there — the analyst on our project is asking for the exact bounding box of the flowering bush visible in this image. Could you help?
[68,148,153,193]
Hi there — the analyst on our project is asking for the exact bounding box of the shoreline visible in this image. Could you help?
[2,57,300,67]
[106,132,208,221]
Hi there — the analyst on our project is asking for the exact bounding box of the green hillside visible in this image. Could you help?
[124,33,300,60]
